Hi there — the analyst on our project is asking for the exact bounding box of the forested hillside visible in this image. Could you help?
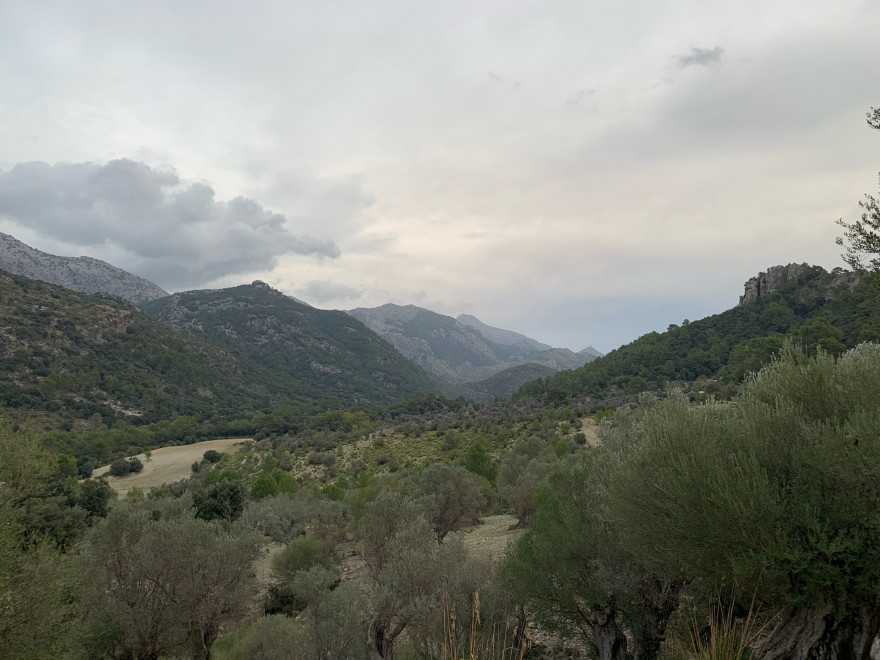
[143,282,441,408]
[516,265,878,404]
[0,270,281,428]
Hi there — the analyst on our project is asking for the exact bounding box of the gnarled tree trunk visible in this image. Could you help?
[633,578,685,660]
[755,602,880,660]
[589,606,630,660]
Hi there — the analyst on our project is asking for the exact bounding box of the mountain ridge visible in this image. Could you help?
[0,232,168,304]
[347,303,597,384]
[143,283,442,407]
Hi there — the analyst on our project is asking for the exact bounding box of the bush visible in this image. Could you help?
[128,457,143,473]
[212,615,309,660]
[203,450,222,463]
[109,458,131,477]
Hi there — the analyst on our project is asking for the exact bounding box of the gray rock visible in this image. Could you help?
[0,232,168,304]
[739,263,809,306]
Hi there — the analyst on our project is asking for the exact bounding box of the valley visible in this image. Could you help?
[1,234,879,660]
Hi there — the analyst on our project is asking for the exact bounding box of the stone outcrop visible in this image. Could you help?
[739,263,809,306]
[0,232,168,304]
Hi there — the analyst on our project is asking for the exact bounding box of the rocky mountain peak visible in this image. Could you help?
[739,263,809,306]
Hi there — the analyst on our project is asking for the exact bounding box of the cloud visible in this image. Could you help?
[0,159,341,289]
[673,46,724,68]
[565,88,597,106]
[296,279,365,304]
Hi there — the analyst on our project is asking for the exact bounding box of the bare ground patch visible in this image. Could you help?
[92,437,250,496]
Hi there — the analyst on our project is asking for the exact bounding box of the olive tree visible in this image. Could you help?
[497,436,559,526]
[503,456,683,660]
[79,497,261,659]
[602,344,880,660]
[359,489,477,660]
[405,463,487,542]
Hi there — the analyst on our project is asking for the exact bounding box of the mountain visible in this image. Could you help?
[0,232,168,304]
[142,282,440,407]
[515,264,877,404]
[578,346,604,359]
[456,314,552,351]
[0,270,283,427]
[347,304,597,384]
[457,363,558,402]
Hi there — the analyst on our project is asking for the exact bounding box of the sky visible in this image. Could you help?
[0,0,878,353]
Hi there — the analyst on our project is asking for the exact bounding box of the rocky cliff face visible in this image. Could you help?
[0,232,168,304]
[739,263,809,306]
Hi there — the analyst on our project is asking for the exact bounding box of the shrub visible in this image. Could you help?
[109,458,131,477]
[128,457,143,473]
[203,450,222,463]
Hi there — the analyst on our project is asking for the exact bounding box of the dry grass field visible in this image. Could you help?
[92,437,249,496]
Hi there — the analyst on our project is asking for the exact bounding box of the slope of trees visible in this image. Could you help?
[506,343,880,660]
[515,266,879,405]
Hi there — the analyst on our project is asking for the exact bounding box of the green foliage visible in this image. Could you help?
[212,615,310,660]
[406,463,488,541]
[108,457,131,477]
[462,438,498,483]
[516,267,878,402]
[497,437,559,526]
[250,473,281,500]
[273,534,335,579]
[78,479,115,518]
[194,480,246,521]
[267,534,338,615]
[836,108,880,274]
[203,449,222,463]
[600,344,880,650]
[0,515,80,659]
[78,498,261,659]
[142,282,440,408]
[0,272,282,428]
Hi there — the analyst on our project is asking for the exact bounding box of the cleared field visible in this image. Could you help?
[92,437,249,496]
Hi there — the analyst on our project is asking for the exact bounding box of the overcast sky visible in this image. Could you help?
[1,0,878,352]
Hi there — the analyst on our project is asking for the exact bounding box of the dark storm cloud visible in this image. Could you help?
[0,159,340,289]
[673,46,724,68]
[297,279,365,303]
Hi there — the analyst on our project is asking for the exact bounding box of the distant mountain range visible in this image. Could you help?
[0,232,606,408]
[347,303,601,384]
[0,232,168,304]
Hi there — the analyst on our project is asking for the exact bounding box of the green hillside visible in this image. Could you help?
[142,282,440,408]
[0,271,280,428]
[458,363,557,402]
[516,265,879,404]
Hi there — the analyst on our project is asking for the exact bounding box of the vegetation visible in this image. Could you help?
[515,265,878,405]
[837,106,880,274]
[506,344,880,659]
[142,281,441,407]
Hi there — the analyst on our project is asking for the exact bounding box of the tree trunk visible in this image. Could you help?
[633,578,685,660]
[589,606,630,660]
[755,602,880,660]
[369,619,405,660]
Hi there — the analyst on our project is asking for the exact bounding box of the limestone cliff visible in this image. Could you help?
[739,264,809,305]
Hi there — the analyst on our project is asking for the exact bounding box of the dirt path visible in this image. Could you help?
[92,437,250,496]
